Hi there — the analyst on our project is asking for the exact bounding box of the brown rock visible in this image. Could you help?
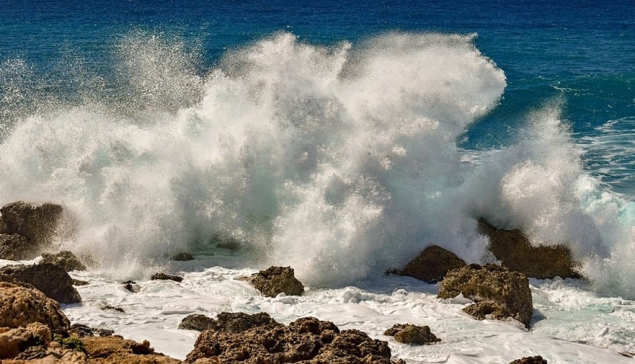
[185,315,401,364]
[390,245,466,283]
[0,323,51,359]
[178,314,217,331]
[248,266,304,297]
[510,356,548,364]
[0,281,70,335]
[384,324,441,345]
[463,301,512,321]
[0,202,64,253]
[438,264,533,327]
[0,234,32,261]
[171,252,194,261]
[0,263,81,304]
[478,218,581,279]
[80,336,182,363]
[40,251,86,272]
[151,273,183,283]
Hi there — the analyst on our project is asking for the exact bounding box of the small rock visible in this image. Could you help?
[40,251,86,272]
[102,305,126,313]
[0,234,32,261]
[389,245,466,283]
[171,252,194,261]
[510,356,548,364]
[212,233,242,251]
[248,266,304,297]
[0,263,81,304]
[122,280,140,293]
[151,273,183,283]
[384,324,441,345]
[72,279,89,286]
[178,314,216,331]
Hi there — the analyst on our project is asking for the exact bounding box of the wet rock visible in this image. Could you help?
[0,234,32,261]
[384,324,441,345]
[185,315,401,364]
[389,245,466,283]
[0,202,65,253]
[72,279,89,286]
[171,252,194,261]
[212,233,242,251]
[0,263,81,304]
[463,301,512,321]
[40,251,86,272]
[178,314,217,331]
[0,323,51,359]
[438,263,533,327]
[123,280,140,293]
[71,324,115,338]
[478,218,581,279]
[510,356,548,364]
[0,281,70,335]
[248,266,304,297]
[151,273,183,283]
[101,305,125,313]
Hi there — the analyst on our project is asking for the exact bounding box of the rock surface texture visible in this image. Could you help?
[0,263,81,304]
[185,313,405,364]
[438,264,533,327]
[390,245,466,283]
[0,234,31,261]
[509,356,548,364]
[478,218,580,279]
[40,251,86,272]
[0,202,64,250]
[248,266,304,297]
[384,324,441,345]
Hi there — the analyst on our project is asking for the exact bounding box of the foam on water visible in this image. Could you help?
[1,31,635,298]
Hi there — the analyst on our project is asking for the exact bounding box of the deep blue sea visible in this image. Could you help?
[2,0,635,297]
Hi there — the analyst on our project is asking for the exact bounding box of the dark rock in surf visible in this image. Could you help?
[178,314,217,331]
[478,218,581,279]
[0,202,65,255]
[0,233,32,261]
[389,245,466,283]
[40,250,86,272]
[72,279,89,286]
[0,263,81,304]
[384,324,441,345]
[171,252,194,261]
[438,263,533,327]
[122,280,140,293]
[248,266,304,297]
[101,305,126,313]
[185,315,403,364]
[509,356,548,364]
[71,324,114,338]
[212,233,242,251]
[151,273,183,283]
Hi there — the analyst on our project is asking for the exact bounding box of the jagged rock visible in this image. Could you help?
[151,273,183,282]
[248,266,304,297]
[0,202,65,253]
[438,264,533,327]
[185,315,401,364]
[0,234,32,261]
[384,324,441,345]
[71,324,115,338]
[463,301,512,321]
[101,305,125,313]
[478,218,581,279]
[510,356,548,364]
[72,279,89,286]
[0,281,70,335]
[178,314,217,331]
[123,280,140,293]
[389,245,466,283]
[171,252,194,261]
[0,323,51,359]
[0,263,81,304]
[40,251,86,272]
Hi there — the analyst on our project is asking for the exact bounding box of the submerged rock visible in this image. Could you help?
[384,324,441,345]
[171,252,194,261]
[438,264,533,327]
[248,266,304,297]
[186,314,402,364]
[509,356,548,364]
[0,263,81,304]
[389,245,466,283]
[478,218,581,279]
[40,250,86,272]
[123,280,140,293]
[151,273,183,283]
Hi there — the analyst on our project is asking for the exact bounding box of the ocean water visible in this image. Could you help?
[2,0,635,362]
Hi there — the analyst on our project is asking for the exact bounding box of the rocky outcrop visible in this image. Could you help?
[40,251,86,272]
[510,356,548,364]
[0,234,31,261]
[0,280,70,335]
[0,323,52,359]
[179,312,277,333]
[70,324,114,338]
[185,314,404,364]
[0,263,81,304]
[438,264,533,327]
[478,218,581,279]
[247,266,304,297]
[389,245,466,283]
[151,273,183,283]
[384,324,441,345]
[178,314,217,331]
[0,202,65,256]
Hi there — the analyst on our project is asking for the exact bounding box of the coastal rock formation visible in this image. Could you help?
[0,280,70,335]
[185,314,403,364]
[389,245,466,283]
[151,273,183,283]
[0,263,81,304]
[478,218,580,279]
[0,202,65,256]
[178,314,217,331]
[509,356,548,364]
[438,264,533,327]
[40,251,86,272]
[0,234,31,261]
[384,324,441,345]
[171,252,194,261]
[247,266,304,297]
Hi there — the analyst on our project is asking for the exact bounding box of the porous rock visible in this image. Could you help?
[40,251,86,272]
[0,281,70,335]
[509,355,548,364]
[0,263,81,304]
[180,312,279,333]
[151,273,183,283]
[178,314,217,331]
[478,218,581,279]
[0,234,32,261]
[389,245,466,283]
[248,266,304,297]
[0,323,51,359]
[384,324,441,345]
[185,314,402,364]
[438,263,533,327]
[0,202,64,252]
